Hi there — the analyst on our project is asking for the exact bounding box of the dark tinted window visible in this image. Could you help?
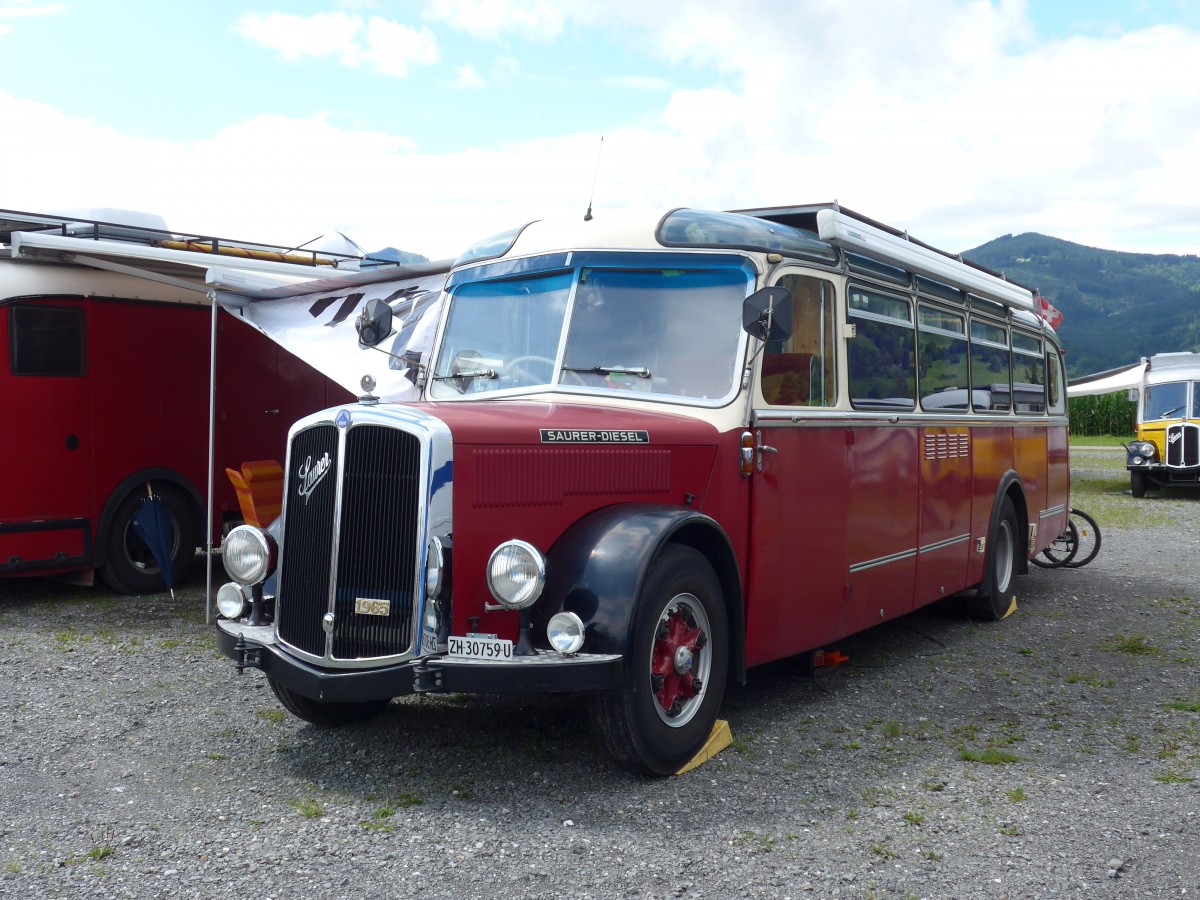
[10,304,86,376]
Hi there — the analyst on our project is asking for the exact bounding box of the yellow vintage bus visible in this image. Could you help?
[1126,352,1200,497]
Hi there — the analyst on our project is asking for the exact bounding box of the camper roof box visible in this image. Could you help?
[38,208,171,243]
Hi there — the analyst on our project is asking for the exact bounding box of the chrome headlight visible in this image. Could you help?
[547,611,585,655]
[222,525,277,585]
[216,582,250,619]
[426,536,445,600]
[1136,441,1156,460]
[486,540,546,610]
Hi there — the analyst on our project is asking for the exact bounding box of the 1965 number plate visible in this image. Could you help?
[448,635,514,661]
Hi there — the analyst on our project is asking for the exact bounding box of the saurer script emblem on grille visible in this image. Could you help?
[296,452,332,504]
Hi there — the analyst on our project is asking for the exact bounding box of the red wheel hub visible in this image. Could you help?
[651,604,706,717]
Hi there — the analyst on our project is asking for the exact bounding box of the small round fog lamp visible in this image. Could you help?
[486,540,546,610]
[547,611,585,656]
[216,582,250,620]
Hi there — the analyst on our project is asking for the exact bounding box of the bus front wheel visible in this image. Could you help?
[589,545,728,776]
[1130,471,1148,498]
[268,678,391,727]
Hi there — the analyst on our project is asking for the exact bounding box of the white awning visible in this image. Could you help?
[1067,362,1145,397]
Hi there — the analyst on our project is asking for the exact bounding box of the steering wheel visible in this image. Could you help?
[506,355,586,387]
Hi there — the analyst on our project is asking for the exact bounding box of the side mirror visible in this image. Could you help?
[1127,388,1139,402]
[356,298,394,347]
[742,287,793,343]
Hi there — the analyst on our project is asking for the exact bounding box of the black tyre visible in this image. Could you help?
[1032,520,1078,569]
[98,483,197,595]
[268,677,391,727]
[969,497,1020,621]
[589,545,728,776]
[1064,508,1101,569]
[1130,471,1148,498]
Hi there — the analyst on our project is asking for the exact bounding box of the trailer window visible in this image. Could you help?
[9,304,86,377]
[1047,348,1066,415]
[1012,331,1045,413]
[762,273,836,407]
[847,287,915,410]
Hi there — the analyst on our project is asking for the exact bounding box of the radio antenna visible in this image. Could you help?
[583,135,604,221]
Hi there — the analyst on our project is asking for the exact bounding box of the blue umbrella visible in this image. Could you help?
[131,483,176,599]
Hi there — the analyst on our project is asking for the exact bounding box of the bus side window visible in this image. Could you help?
[847,286,915,411]
[761,274,836,407]
[10,304,86,377]
[1046,348,1066,415]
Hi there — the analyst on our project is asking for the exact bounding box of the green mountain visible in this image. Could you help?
[368,246,429,265]
[963,233,1200,378]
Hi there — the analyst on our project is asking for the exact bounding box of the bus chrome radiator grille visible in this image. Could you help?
[278,423,341,658]
[330,425,422,660]
[1165,423,1200,469]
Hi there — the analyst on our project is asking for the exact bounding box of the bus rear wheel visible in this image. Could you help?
[969,497,1019,621]
[589,545,728,776]
[98,483,196,595]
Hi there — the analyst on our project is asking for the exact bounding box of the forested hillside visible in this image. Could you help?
[964,233,1200,378]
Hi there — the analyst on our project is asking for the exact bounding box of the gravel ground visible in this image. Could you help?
[3,449,1199,899]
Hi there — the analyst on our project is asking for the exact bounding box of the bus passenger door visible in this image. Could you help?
[744,420,849,666]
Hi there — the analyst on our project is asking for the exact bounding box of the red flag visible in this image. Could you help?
[1036,293,1063,329]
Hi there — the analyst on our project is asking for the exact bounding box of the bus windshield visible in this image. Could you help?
[1143,381,1190,420]
[429,266,750,402]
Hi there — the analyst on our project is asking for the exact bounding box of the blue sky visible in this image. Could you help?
[2,1,1199,259]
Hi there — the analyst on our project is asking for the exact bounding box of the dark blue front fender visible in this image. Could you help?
[537,504,745,686]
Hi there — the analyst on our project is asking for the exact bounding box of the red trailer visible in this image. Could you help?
[0,209,359,593]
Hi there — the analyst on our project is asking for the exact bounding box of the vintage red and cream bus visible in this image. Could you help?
[0,209,357,593]
[215,204,1071,774]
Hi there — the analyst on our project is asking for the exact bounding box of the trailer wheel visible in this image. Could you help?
[268,678,390,727]
[1130,471,1148,498]
[589,545,728,776]
[98,484,197,595]
[969,496,1020,621]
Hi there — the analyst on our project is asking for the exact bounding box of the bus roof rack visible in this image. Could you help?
[733,203,1036,313]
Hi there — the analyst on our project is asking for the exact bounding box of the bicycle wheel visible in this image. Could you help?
[1064,508,1101,568]
[1032,519,1078,569]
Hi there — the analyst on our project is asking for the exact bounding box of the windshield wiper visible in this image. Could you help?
[562,365,652,379]
[432,368,497,381]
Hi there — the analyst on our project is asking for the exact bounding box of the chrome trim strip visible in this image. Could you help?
[1040,504,1067,520]
[919,534,970,554]
[753,409,1071,428]
[850,548,917,574]
[436,649,623,668]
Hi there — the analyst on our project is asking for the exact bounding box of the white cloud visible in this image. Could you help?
[235,11,438,77]
[0,3,66,18]
[604,75,673,92]
[456,63,485,87]
[427,0,569,41]
[4,3,1200,260]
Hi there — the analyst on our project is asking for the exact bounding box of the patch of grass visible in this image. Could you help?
[207,751,226,761]
[5,859,19,873]
[902,810,924,826]
[1066,672,1114,688]
[999,823,1022,837]
[257,708,287,724]
[161,639,181,649]
[882,721,903,739]
[87,845,114,861]
[1017,647,1035,656]
[1165,699,1200,713]
[920,848,943,862]
[1007,787,1027,802]
[869,838,899,860]
[290,797,325,818]
[960,747,1020,765]
[1099,634,1160,656]
[1154,771,1194,784]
